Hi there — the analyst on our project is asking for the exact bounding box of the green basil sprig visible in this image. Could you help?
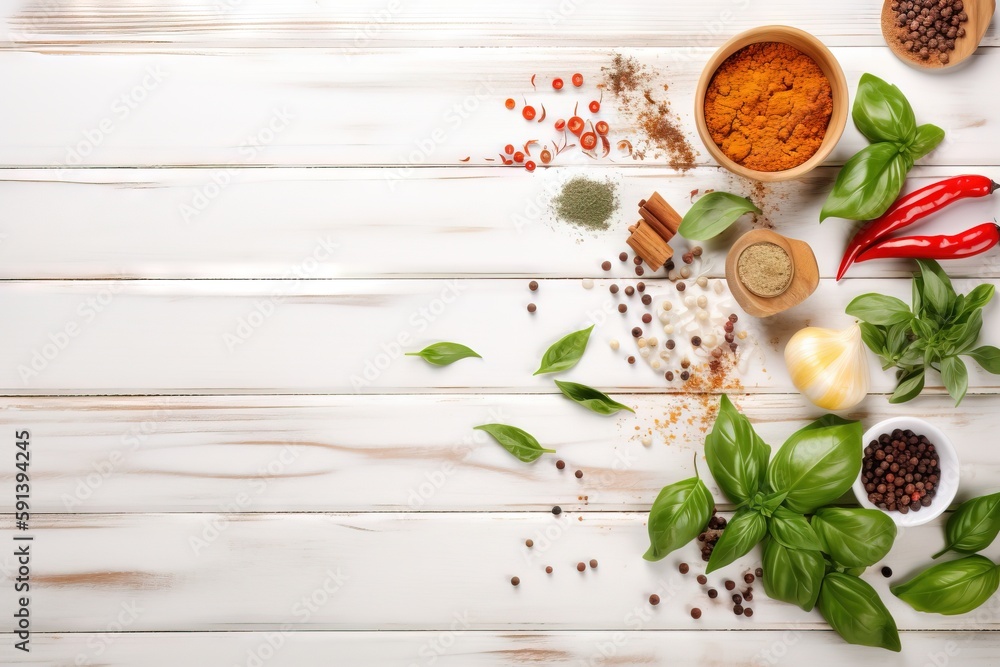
[821,73,944,222]
[643,473,714,562]
[849,260,1000,405]
[406,342,482,366]
[473,424,554,463]
[762,537,826,611]
[706,507,767,574]
[768,506,823,552]
[933,492,1000,558]
[811,507,896,568]
[892,555,1000,616]
[819,572,902,652]
[554,380,634,415]
[766,415,862,514]
[677,192,761,241]
[704,395,770,504]
[534,325,593,375]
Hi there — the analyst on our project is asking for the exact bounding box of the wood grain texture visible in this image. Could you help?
[0,277,998,394]
[4,166,1000,281]
[6,0,994,49]
[3,630,998,666]
[0,512,998,633]
[3,393,998,513]
[0,47,995,168]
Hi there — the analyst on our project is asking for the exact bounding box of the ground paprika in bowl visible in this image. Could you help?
[694,26,849,182]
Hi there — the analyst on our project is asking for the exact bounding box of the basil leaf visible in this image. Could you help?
[644,476,714,562]
[819,572,901,652]
[405,342,482,366]
[858,323,887,356]
[889,368,925,403]
[554,380,634,415]
[812,507,897,568]
[918,261,953,317]
[767,415,863,514]
[961,284,996,314]
[852,73,916,145]
[941,356,969,406]
[948,309,983,356]
[912,274,924,316]
[704,395,770,504]
[907,123,945,161]
[892,555,1000,616]
[534,325,593,375]
[846,294,912,326]
[473,424,554,463]
[934,492,1000,558]
[820,143,910,222]
[967,345,1000,374]
[761,537,826,611]
[768,506,823,551]
[910,318,936,342]
[677,192,761,241]
[885,321,913,357]
[706,507,767,574]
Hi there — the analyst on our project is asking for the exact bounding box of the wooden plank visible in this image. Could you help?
[1,512,997,632]
[0,277,998,394]
[0,47,995,167]
[3,166,1000,280]
[3,630,997,666]
[2,0,996,49]
[3,393,997,513]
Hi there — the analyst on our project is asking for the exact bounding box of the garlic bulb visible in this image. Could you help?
[785,324,870,410]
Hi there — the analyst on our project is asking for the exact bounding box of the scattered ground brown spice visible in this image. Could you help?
[601,53,697,171]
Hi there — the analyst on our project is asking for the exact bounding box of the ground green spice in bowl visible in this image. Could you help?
[553,176,618,230]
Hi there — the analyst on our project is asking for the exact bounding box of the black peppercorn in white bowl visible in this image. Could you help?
[853,417,959,528]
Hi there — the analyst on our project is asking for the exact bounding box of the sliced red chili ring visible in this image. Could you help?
[504,98,516,110]
[589,100,600,113]
[522,106,536,121]
[513,151,525,163]
[567,116,585,136]
[572,73,583,87]
[595,120,609,135]
[525,161,536,172]
[580,132,597,150]
[554,119,566,131]
[552,78,564,90]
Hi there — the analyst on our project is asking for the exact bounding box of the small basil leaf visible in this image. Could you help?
[889,368,925,404]
[820,143,910,222]
[705,507,767,574]
[767,415,863,514]
[917,259,956,303]
[852,73,916,145]
[912,274,923,316]
[967,346,1000,374]
[405,342,482,366]
[934,492,1000,558]
[948,310,982,355]
[473,424,554,463]
[858,322,887,356]
[762,537,826,611]
[677,192,761,241]
[941,356,969,406]
[534,325,593,375]
[812,507,897,568]
[819,572,901,652]
[758,490,788,517]
[918,261,953,316]
[907,123,945,161]
[768,506,823,551]
[910,318,936,341]
[554,380,634,415]
[892,555,1000,616]
[961,284,996,314]
[845,294,912,326]
[704,395,771,504]
[644,476,715,561]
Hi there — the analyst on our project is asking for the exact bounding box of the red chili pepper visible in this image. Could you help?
[837,175,999,280]
[856,223,1000,263]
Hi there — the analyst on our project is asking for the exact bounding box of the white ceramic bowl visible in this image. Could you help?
[853,417,959,528]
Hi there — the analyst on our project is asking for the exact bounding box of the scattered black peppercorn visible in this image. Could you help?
[545,566,553,574]
[528,281,538,291]
[577,562,586,572]
[691,608,702,619]
[632,327,642,338]
[602,261,612,271]
[575,470,583,479]
[679,563,689,574]
[744,573,755,584]
[525,539,533,548]
[649,594,660,606]
[610,284,619,294]
[590,559,598,569]
[642,313,652,324]
[733,604,744,615]
[633,256,643,266]
[556,460,565,470]
[618,303,627,313]
[676,282,686,292]
[641,294,652,306]
[707,589,718,599]
[680,371,690,381]
[627,356,636,365]
[619,252,628,262]
[625,286,635,296]
[697,575,707,585]
[882,566,893,578]
[527,303,536,313]
[755,568,763,578]
[665,371,674,381]
[725,580,736,591]
[691,336,702,347]
[744,592,753,602]
[732,594,742,604]
[635,266,644,276]
[552,506,562,515]
[744,608,753,617]
[637,282,646,292]
[666,339,676,350]
[511,576,520,586]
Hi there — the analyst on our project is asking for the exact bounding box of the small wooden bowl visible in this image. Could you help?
[881,0,995,70]
[694,26,849,183]
[725,230,820,318]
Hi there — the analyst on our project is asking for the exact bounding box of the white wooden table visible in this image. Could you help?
[1,1,1000,664]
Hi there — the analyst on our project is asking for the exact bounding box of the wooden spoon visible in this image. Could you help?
[881,0,996,70]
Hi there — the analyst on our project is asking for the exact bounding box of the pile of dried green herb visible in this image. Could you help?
[553,176,618,230]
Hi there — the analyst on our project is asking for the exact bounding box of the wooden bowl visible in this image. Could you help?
[694,26,849,183]
[881,0,995,70]
[725,229,820,318]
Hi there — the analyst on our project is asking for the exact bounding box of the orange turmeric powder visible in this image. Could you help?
[704,42,833,172]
